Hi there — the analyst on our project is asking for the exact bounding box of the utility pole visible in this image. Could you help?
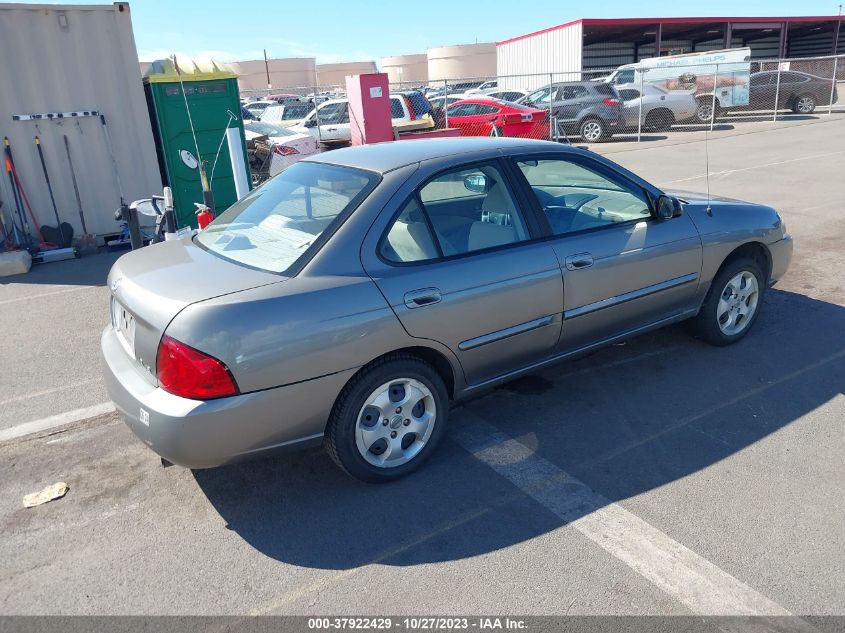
[264,49,271,90]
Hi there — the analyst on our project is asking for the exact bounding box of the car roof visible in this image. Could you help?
[548,81,597,88]
[317,94,404,107]
[304,137,570,174]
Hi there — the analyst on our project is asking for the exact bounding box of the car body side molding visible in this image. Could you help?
[564,272,700,320]
[458,315,556,351]
[461,308,699,395]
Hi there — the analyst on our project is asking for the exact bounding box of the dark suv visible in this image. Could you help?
[522,81,625,142]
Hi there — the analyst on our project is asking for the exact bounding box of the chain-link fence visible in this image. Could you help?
[237,53,843,157]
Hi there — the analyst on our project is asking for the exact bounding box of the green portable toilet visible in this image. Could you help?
[143,58,250,228]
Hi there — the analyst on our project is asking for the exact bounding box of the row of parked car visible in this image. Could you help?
[240,68,837,163]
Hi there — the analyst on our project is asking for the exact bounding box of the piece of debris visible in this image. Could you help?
[23,482,69,508]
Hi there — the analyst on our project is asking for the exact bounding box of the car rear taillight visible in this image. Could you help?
[157,335,238,400]
[273,144,299,156]
[602,97,622,107]
[402,95,416,120]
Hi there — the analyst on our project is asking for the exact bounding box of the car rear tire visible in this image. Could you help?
[688,257,765,346]
[646,108,675,132]
[579,118,606,142]
[791,94,816,114]
[325,354,449,483]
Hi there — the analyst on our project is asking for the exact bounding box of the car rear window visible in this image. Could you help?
[593,83,617,97]
[282,103,311,120]
[195,162,378,274]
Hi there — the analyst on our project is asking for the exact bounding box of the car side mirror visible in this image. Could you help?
[304,118,317,128]
[656,195,682,220]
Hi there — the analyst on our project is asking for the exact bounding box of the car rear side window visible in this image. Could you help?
[380,198,439,263]
[517,158,651,235]
[196,162,378,273]
[448,103,476,116]
[562,86,588,99]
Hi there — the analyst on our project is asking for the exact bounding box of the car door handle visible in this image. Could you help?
[565,253,594,270]
[404,288,442,309]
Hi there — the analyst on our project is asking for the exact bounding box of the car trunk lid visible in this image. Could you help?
[107,236,286,381]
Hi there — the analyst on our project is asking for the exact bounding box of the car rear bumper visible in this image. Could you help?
[101,326,356,468]
[768,234,793,285]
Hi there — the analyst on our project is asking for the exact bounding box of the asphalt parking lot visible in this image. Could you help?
[1,115,843,617]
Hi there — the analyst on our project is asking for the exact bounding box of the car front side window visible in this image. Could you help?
[475,105,500,115]
[516,158,652,235]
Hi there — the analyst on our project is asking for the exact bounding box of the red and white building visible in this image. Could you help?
[497,15,845,84]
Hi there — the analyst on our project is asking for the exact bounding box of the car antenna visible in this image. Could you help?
[704,125,712,215]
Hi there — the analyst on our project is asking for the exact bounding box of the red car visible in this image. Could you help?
[445,97,550,139]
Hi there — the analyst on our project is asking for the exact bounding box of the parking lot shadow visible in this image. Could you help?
[194,288,844,570]
[602,133,669,143]
[0,249,120,287]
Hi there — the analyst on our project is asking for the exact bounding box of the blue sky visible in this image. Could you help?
[32,0,845,62]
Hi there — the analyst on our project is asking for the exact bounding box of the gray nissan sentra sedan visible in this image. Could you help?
[102,137,792,482]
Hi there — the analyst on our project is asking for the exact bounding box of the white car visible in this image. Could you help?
[615,83,698,131]
[289,95,430,143]
[243,121,319,178]
[476,88,528,103]
[243,100,277,117]
[259,102,313,127]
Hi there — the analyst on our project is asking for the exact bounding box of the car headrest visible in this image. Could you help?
[467,221,516,252]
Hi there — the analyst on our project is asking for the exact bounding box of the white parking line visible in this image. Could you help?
[0,285,94,306]
[0,377,100,406]
[452,412,812,627]
[664,150,845,184]
[0,402,115,443]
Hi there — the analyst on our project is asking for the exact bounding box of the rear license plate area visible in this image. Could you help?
[111,297,136,357]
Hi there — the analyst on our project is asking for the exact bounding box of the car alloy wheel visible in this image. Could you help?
[717,271,759,336]
[355,378,436,468]
[580,120,603,142]
[696,102,714,123]
[795,95,816,114]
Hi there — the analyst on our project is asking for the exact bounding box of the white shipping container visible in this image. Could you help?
[0,2,162,238]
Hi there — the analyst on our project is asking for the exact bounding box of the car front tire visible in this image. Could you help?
[325,354,449,483]
[689,257,765,346]
[695,98,719,123]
